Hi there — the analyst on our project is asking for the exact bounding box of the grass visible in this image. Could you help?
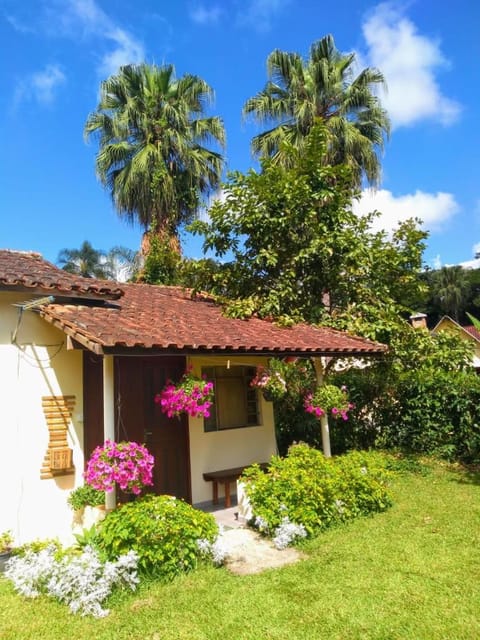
[1,458,480,639]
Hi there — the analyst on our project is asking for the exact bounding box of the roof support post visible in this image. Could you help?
[103,354,116,510]
[313,357,332,458]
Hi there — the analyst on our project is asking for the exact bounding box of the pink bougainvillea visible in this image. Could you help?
[155,370,214,419]
[85,440,154,495]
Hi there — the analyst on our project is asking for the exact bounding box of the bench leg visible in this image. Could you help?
[212,481,218,505]
[224,481,231,508]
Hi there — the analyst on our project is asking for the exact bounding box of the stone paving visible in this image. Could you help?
[203,501,305,576]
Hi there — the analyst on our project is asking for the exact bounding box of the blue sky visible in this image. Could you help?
[1,0,479,269]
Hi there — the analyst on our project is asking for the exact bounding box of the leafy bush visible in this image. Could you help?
[242,444,392,538]
[13,538,63,558]
[67,485,105,510]
[376,370,480,461]
[0,530,13,553]
[97,495,218,578]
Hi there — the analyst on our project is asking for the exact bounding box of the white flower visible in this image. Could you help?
[5,545,139,618]
[254,515,270,533]
[196,530,229,566]
[272,517,307,550]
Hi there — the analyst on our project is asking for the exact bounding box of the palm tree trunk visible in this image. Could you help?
[141,228,181,257]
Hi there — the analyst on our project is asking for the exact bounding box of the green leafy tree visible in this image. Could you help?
[84,63,225,251]
[243,35,390,186]
[432,266,470,321]
[57,241,110,279]
[192,124,426,343]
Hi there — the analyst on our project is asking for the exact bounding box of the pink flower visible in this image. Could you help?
[85,441,154,494]
[156,371,214,419]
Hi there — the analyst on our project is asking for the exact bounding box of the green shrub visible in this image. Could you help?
[13,538,64,558]
[242,444,392,537]
[67,485,105,510]
[376,370,480,461]
[335,366,480,463]
[97,495,218,579]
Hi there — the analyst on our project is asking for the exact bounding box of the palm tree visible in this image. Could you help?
[84,63,225,251]
[57,241,110,279]
[105,246,142,282]
[434,266,470,321]
[243,35,390,186]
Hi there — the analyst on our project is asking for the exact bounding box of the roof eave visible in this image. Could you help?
[94,345,387,358]
[1,283,123,301]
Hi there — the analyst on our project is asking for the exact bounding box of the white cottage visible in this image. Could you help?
[0,249,386,543]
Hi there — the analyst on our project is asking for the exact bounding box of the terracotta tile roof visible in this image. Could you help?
[0,250,123,300]
[40,282,387,356]
[463,325,480,342]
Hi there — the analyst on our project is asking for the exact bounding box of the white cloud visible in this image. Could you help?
[189,5,223,25]
[198,188,227,222]
[48,0,144,77]
[97,26,145,78]
[237,0,290,32]
[13,64,66,107]
[5,14,35,33]
[362,3,461,128]
[353,189,460,234]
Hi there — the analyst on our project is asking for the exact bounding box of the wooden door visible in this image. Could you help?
[115,356,191,502]
[83,352,104,463]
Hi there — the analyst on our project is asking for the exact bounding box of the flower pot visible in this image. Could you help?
[83,505,107,529]
[262,389,277,402]
[0,550,13,573]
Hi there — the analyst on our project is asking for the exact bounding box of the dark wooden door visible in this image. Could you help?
[115,356,191,502]
[83,352,104,463]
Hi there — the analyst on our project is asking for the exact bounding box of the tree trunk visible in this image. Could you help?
[141,229,181,256]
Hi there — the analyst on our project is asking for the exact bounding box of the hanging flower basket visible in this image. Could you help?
[85,440,154,495]
[304,384,353,421]
[155,370,214,418]
[250,364,287,402]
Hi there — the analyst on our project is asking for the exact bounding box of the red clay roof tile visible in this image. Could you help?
[0,250,123,299]
[463,325,480,342]
[40,282,387,356]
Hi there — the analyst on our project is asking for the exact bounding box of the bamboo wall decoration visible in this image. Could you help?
[40,395,75,479]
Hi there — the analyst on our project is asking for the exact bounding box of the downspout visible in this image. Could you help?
[103,355,116,510]
[313,357,332,458]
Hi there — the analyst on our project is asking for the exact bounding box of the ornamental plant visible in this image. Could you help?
[67,484,105,511]
[5,545,139,618]
[85,440,154,495]
[304,383,353,420]
[97,495,219,578]
[155,370,214,418]
[242,444,392,537]
[251,359,288,402]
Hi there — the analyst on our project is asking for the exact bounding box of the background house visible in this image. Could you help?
[0,249,386,543]
[431,315,480,370]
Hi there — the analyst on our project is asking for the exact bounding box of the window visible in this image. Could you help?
[203,366,261,431]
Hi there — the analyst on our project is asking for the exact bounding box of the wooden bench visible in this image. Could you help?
[203,463,268,508]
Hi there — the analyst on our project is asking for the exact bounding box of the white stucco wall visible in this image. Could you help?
[0,293,83,544]
[188,356,278,504]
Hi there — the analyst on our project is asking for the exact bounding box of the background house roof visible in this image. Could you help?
[463,325,480,342]
[432,315,480,344]
[0,249,123,300]
[39,282,387,357]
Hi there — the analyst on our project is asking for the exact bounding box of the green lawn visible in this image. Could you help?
[1,460,480,640]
